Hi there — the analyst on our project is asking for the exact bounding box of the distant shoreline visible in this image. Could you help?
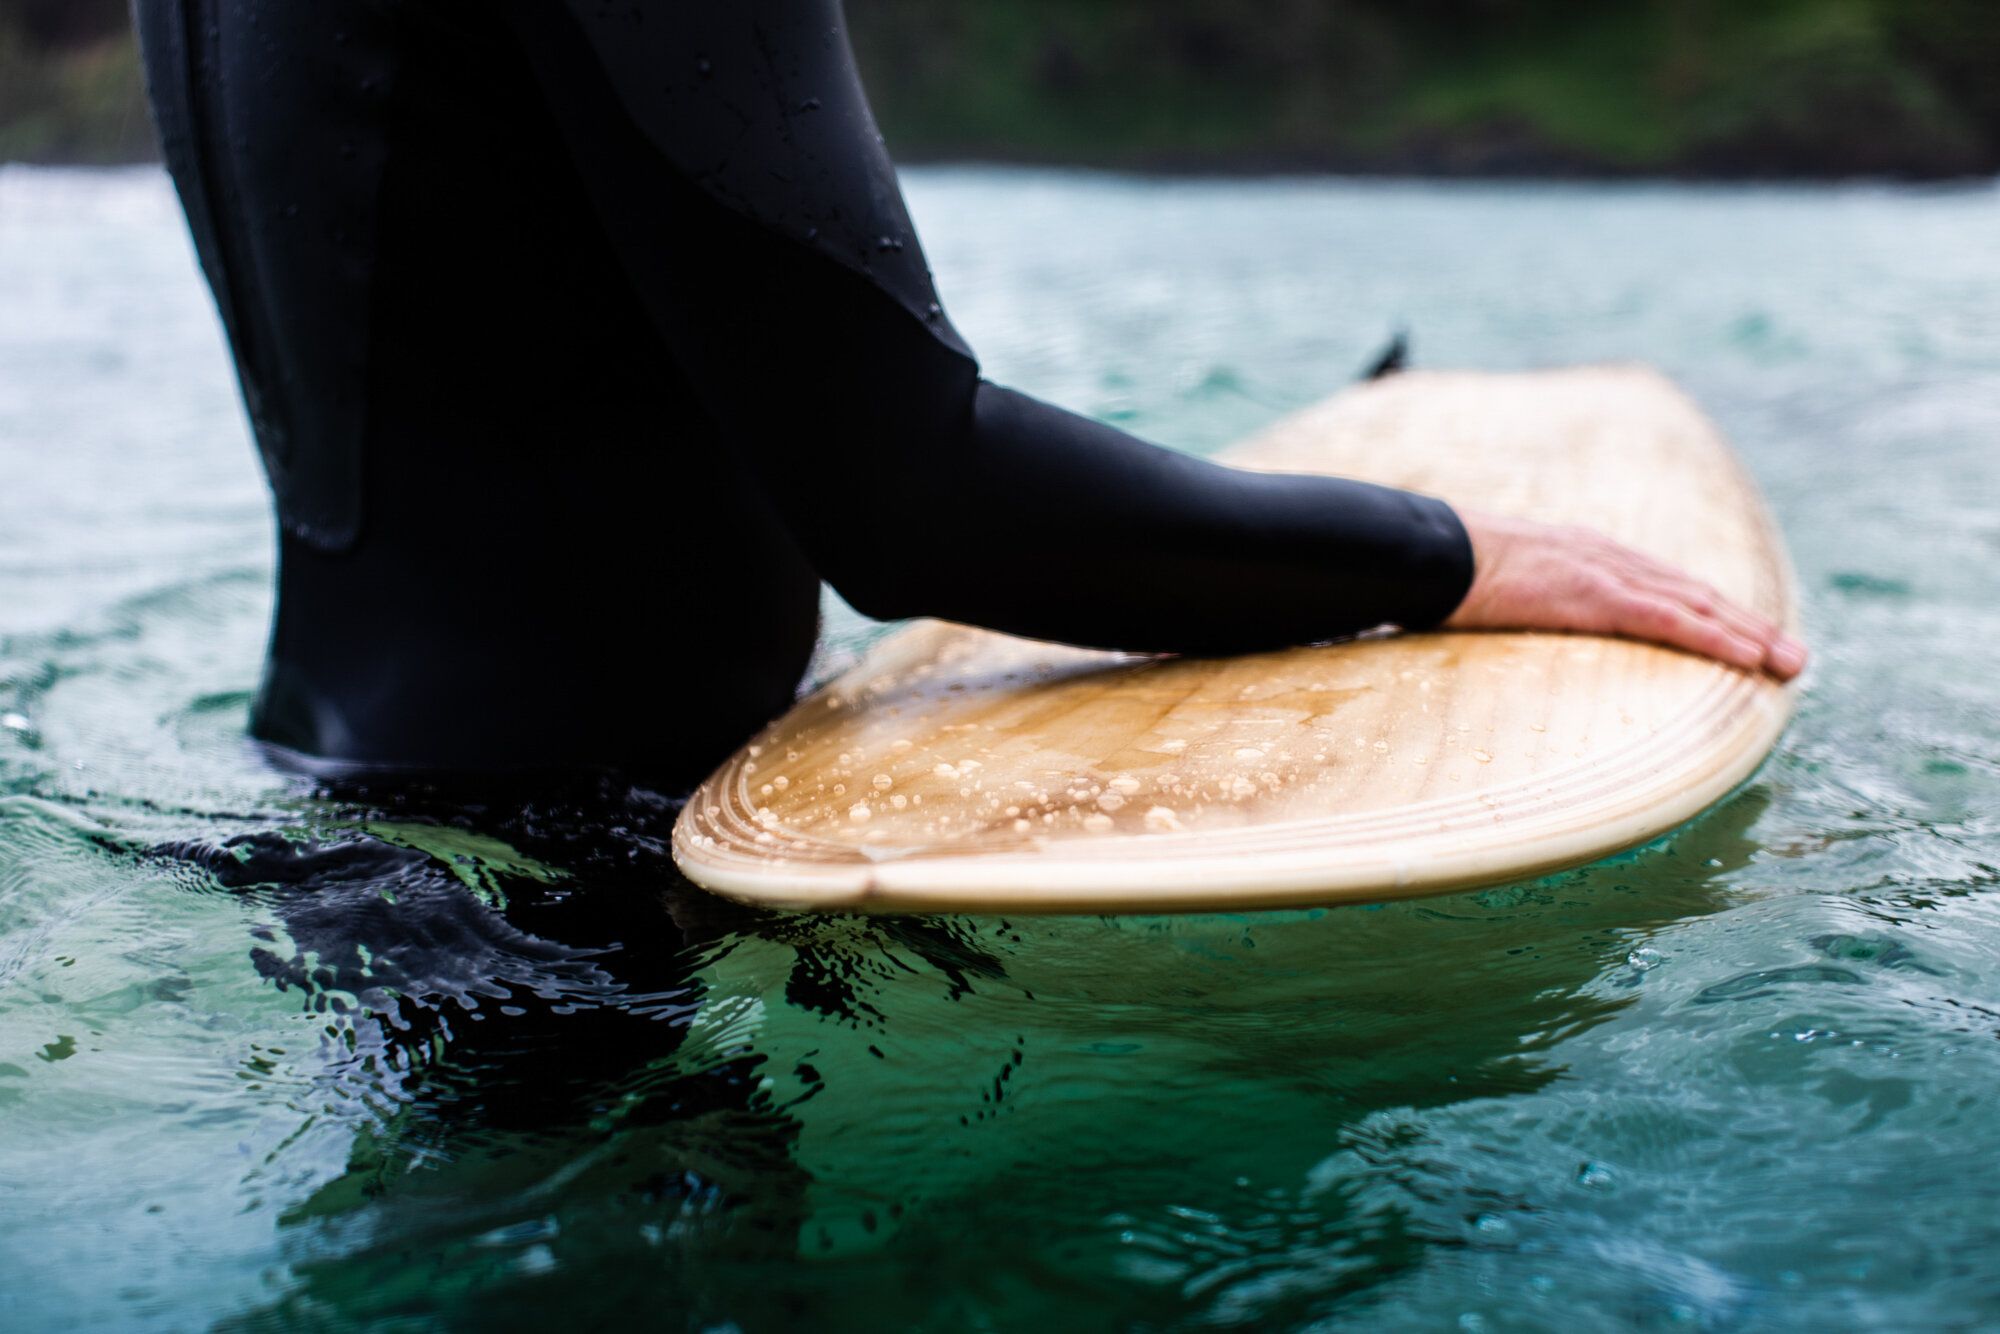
[890,149,2000,187]
[8,1,1999,184]
[10,110,1996,185]
[8,154,1997,192]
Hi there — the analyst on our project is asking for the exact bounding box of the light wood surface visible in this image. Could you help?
[673,366,1798,914]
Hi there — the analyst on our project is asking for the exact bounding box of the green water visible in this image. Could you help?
[2,165,1998,1331]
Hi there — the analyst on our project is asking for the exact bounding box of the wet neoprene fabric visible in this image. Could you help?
[132,0,1474,788]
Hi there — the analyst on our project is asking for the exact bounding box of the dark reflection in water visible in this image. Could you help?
[139,774,1772,1330]
[147,781,788,1326]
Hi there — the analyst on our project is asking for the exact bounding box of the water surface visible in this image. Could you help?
[3,166,1999,1330]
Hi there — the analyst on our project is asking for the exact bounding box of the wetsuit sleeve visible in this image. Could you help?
[508,1,1473,655]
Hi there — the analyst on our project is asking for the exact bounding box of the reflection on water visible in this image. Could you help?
[4,165,2000,1329]
[121,780,1764,1331]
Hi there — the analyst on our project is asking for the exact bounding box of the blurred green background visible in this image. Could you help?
[5,0,1999,176]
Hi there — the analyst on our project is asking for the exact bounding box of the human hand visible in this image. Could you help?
[1442,509,1807,680]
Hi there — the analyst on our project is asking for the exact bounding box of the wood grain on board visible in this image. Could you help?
[673,366,1798,914]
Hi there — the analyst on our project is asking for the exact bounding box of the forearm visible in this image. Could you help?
[832,381,1473,653]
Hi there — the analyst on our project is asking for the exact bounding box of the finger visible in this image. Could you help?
[1664,588,1797,677]
[1766,634,1808,680]
[1622,577,1806,680]
[1631,571,1780,650]
[1553,532,1804,679]
[1603,548,1783,648]
[1612,593,1767,671]
[1606,547,1723,609]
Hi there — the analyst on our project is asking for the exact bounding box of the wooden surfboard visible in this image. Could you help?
[673,365,1798,914]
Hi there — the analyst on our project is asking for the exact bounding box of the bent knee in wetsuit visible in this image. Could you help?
[134,0,1472,789]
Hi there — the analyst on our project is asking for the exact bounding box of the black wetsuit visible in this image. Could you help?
[133,0,1472,791]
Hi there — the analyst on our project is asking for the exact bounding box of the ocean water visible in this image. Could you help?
[2,164,1998,1331]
